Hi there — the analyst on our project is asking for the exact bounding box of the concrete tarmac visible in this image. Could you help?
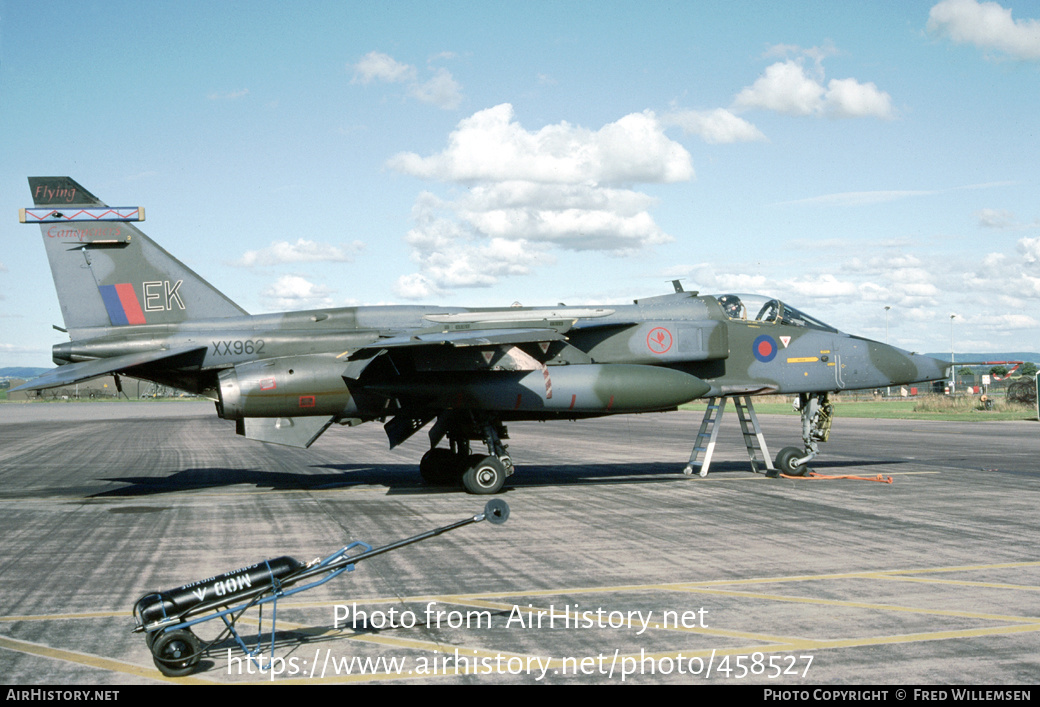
[0,401,1037,685]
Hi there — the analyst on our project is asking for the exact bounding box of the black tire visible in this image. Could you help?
[775,446,808,477]
[419,448,462,485]
[462,456,506,495]
[151,629,201,677]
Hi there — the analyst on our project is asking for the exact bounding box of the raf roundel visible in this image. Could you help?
[752,334,778,363]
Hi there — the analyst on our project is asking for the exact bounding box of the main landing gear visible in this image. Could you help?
[771,392,832,477]
[419,413,513,495]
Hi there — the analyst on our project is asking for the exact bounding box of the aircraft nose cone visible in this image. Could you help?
[870,342,950,387]
[909,353,951,385]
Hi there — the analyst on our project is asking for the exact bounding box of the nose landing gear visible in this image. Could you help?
[772,393,832,477]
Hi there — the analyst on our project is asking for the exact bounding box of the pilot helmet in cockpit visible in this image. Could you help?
[718,294,743,319]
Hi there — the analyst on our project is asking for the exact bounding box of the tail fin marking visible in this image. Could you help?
[20,206,144,223]
[26,177,247,336]
[98,284,148,326]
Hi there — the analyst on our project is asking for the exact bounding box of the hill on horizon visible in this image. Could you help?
[0,367,49,380]
[923,352,1040,365]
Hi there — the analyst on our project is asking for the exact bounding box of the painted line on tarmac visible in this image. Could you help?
[3,559,1036,683]
[0,634,214,684]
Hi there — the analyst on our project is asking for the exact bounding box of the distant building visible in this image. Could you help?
[5,375,121,401]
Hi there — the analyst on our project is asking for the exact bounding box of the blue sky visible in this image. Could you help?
[2,0,1039,368]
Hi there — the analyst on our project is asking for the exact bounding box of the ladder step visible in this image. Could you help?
[687,396,775,476]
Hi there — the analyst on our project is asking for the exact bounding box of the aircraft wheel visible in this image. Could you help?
[151,629,201,677]
[419,448,462,485]
[775,447,808,477]
[462,456,506,495]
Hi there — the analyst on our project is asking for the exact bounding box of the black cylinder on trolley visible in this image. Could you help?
[134,556,304,627]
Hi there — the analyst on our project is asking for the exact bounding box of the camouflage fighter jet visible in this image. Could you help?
[14,177,951,493]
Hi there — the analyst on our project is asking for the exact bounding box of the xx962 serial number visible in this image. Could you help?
[212,339,265,356]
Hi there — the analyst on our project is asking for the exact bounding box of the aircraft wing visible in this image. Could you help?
[352,327,570,355]
[10,345,208,392]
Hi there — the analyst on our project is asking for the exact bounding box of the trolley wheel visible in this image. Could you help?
[151,629,201,677]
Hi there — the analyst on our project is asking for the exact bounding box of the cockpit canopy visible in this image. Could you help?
[714,294,838,333]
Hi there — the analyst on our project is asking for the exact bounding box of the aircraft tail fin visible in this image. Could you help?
[27,177,247,339]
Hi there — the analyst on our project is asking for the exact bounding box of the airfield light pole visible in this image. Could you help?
[949,314,956,395]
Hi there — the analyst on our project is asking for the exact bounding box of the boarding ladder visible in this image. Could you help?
[683,396,774,477]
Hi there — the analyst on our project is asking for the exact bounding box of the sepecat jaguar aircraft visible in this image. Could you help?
[15,177,951,493]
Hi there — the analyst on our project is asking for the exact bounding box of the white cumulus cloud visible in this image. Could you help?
[408,67,462,110]
[733,50,893,119]
[824,77,894,119]
[734,59,826,116]
[928,0,1040,60]
[388,103,692,185]
[662,108,767,144]
[387,104,693,298]
[351,51,462,110]
[391,191,553,299]
[1018,236,1040,263]
[352,51,416,84]
[261,275,335,310]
